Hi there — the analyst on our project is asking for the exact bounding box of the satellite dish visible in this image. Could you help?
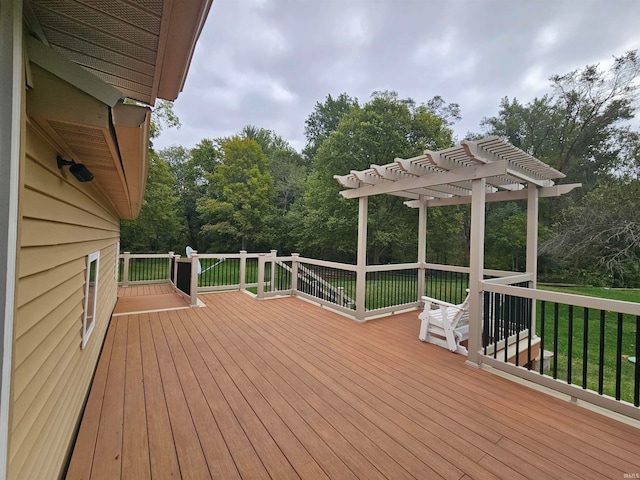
[185,246,202,274]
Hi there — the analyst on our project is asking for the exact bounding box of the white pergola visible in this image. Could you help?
[334,136,580,365]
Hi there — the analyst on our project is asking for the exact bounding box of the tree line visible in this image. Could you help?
[121,51,640,287]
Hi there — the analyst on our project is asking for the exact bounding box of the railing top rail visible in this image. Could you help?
[483,273,533,285]
[424,263,470,274]
[197,252,271,259]
[483,268,523,278]
[296,257,358,272]
[366,263,420,272]
[121,253,172,259]
[482,281,640,316]
[272,256,295,262]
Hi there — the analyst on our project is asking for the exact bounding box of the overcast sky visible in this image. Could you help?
[154,0,640,153]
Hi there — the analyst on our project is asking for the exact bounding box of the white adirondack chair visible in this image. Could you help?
[418,291,470,355]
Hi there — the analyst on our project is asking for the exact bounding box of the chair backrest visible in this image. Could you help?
[450,292,470,328]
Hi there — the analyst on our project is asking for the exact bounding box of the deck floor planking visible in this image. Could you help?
[67,290,640,480]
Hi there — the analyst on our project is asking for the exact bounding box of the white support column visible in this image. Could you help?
[270,249,277,293]
[526,185,539,288]
[355,196,368,322]
[526,185,539,336]
[291,253,299,296]
[239,250,247,290]
[0,1,22,476]
[168,251,175,286]
[257,254,266,299]
[417,196,427,303]
[172,254,181,288]
[121,252,131,287]
[466,178,486,367]
[189,252,199,306]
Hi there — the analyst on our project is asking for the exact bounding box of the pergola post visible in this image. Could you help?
[526,185,539,287]
[355,196,368,322]
[466,178,486,367]
[526,185,539,335]
[417,196,427,303]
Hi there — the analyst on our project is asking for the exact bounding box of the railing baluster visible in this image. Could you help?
[526,297,532,369]
[493,293,500,359]
[483,292,490,354]
[616,312,623,401]
[598,309,606,395]
[504,295,511,363]
[515,295,521,367]
[568,305,574,385]
[553,303,559,380]
[582,308,589,390]
[635,315,640,407]
[539,301,546,375]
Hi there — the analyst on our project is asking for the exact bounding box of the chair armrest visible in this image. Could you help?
[420,295,464,310]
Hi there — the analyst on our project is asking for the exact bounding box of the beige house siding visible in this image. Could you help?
[9,123,120,480]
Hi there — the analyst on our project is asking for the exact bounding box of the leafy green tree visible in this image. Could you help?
[158,140,220,250]
[121,152,187,251]
[298,91,458,263]
[541,179,640,286]
[240,125,308,213]
[197,137,275,251]
[479,52,640,277]
[303,93,358,161]
[150,99,181,140]
[481,51,640,187]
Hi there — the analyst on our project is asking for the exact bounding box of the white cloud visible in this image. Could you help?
[534,24,559,53]
[154,0,640,153]
[522,65,550,94]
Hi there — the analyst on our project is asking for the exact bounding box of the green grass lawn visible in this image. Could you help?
[538,286,639,404]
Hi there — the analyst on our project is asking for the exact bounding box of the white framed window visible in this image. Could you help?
[82,251,100,349]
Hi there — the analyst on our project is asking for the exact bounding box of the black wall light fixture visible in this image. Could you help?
[57,155,94,182]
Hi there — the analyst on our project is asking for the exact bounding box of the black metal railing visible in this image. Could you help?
[483,288,533,367]
[128,256,170,282]
[365,269,418,311]
[245,258,258,285]
[424,268,469,305]
[274,261,293,291]
[482,285,640,407]
[198,257,240,288]
[538,301,640,406]
[296,263,356,309]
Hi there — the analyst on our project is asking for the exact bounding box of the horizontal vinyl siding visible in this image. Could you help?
[9,125,121,480]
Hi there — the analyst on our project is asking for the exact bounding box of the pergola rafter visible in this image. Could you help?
[333,136,580,366]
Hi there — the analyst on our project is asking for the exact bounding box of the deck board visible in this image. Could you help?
[67,291,640,480]
[121,315,151,479]
[138,313,182,479]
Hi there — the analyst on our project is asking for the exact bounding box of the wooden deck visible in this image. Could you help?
[67,291,640,480]
[113,284,191,315]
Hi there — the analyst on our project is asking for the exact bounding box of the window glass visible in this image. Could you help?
[82,251,100,348]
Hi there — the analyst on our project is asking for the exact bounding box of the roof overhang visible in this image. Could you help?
[26,37,151,219]
[335,137,574,204]
[25,0,214,105]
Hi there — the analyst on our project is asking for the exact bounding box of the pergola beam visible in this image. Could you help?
[462,139,555,187]
[403,183,582,208]
[340,161,508,199]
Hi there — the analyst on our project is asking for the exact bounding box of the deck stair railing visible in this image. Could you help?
[275,259,356,309]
